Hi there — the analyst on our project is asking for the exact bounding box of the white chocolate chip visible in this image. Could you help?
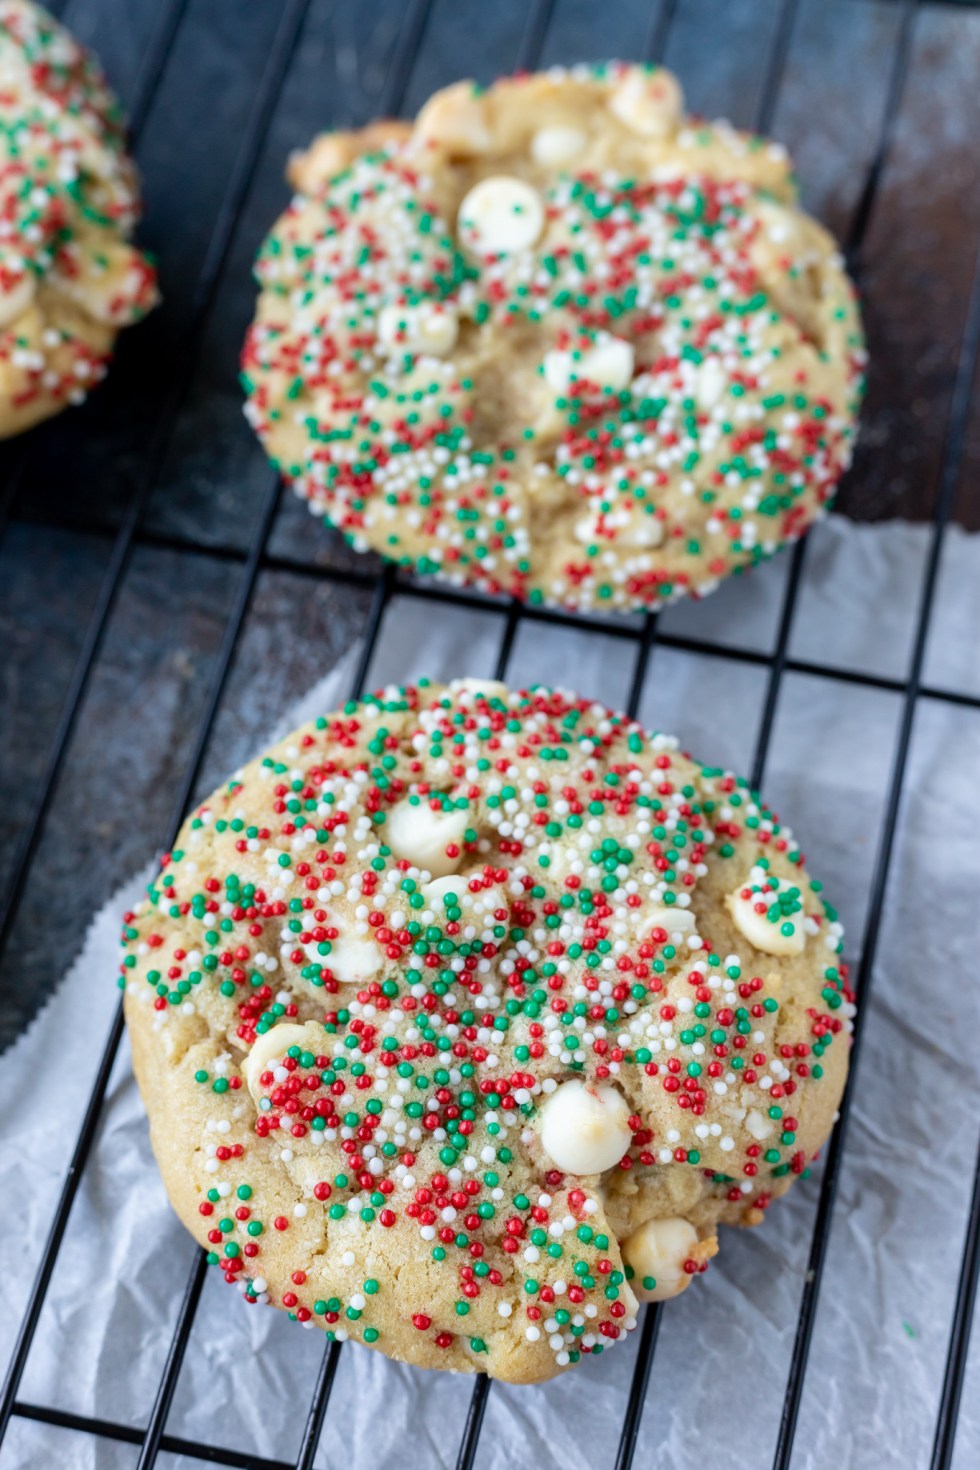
[458,176,544,254]
[377,302,459,359]
[243,1023,313,1099]
[545,334,634,396]
[623,1217,698,1301]
[421,873,467,909]
[531,125,586,166]
[539,1079,631,1175]
[322,933,383,984]
[609,67,683,139]
[447,677,509,704]
[385,798,469,877]
[726,884,806,955]
[640,905,696,936]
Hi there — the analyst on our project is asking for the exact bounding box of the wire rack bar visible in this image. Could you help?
[438,0,608,1449]
[606,1,813,1451]
[0,381,293,1458]
[515,0,556,69]
[465,12,685,1452]
[12,505,980,710]
[295,4,556,1462]
[0,0,319,1446]
[491,600,524,683]
[293,1338,343,1470]
[750,0,920,797]
[349,566,398,709]
[132,471,289,1470]
[453,1375,492,1470]
[644,0,678,68]
[771,223,980,1470]
[624,614,660,722]
[0,1011,125,1446]
[843,0,921,271]
[128,9,440,1467]
[124,0,193,137]
[932,1125,980,1470]
[274,555,400,1467]
[612,1307,662,1470]
[753,0,799,136]
[12,1398,293,1470]
[135,1255,210,1470]
[0,0,317,980]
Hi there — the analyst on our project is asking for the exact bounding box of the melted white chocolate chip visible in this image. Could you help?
[727,882,806,955]
[745,1108,774,1141]
[447,677,509,703]
[377,302,458,359]
[639,905,696,936]
[421,873,468,909]
[531,124,586,166]
[322,932,383,984]
[422,874,509,931]
[544,334,634,396]
[385,797,469,877]
[243,1023,313,1099]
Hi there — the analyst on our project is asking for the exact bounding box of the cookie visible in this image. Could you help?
[242,63,864,614]
[123,679,852,1383]
[0,0,156,438]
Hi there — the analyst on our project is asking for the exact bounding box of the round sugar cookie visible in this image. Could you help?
[123,678,852,1383]
[0,0,157,437]
[242,63,864,613]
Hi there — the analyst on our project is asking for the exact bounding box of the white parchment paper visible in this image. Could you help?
[2,515,980,1470]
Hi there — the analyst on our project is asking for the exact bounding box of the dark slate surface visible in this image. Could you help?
[1,0,980,1048]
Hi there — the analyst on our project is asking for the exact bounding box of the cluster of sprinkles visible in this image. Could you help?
[123,679,853,1376]
[242,62,864,613]
[0,1,156,430]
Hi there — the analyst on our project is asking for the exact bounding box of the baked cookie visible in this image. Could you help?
[123,679,852,1383]
[242,63,864,613]
[0,0,156,438]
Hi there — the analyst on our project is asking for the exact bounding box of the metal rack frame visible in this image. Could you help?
[1,0,979,1465]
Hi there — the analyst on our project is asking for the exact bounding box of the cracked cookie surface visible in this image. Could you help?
[0,0,156,437]
[243,63,864,613]
[123,678,852,1382]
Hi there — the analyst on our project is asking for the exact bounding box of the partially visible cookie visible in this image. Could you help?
[243,63,864,613]
[123,678,853,1383]
[0,0,156,438]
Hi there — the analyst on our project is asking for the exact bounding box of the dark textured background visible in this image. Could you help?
[1,0,979,1049]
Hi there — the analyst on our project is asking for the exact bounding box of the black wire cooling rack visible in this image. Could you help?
[1,0,980,1465]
